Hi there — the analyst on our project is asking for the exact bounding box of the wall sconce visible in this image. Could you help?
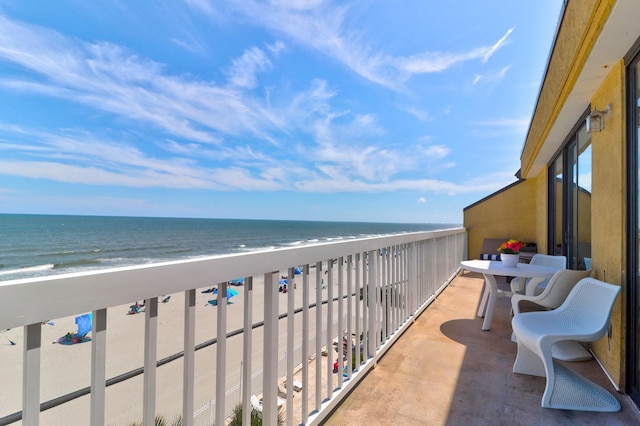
[586,105,611,133]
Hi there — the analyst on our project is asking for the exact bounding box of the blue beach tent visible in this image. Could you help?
[208,288,239,305]
[56,313,92,345]
[75,313,92,336]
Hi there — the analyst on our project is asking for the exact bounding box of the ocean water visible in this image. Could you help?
[0,214,459,281]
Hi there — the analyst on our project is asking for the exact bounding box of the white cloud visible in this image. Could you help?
[266,40,286,55]
[211,1,516,90]
[270,0,327,11]
[418,197,426,203]
[482,27,514,63]
[473,65,512,86]
[395,47,486,74]
[0,11,520,199]
[403,106,430,121]
[226,47,272,89]
[0,14,285,144]
[183,0,216,15]
[474,117,529,134]
[419,144,451,160]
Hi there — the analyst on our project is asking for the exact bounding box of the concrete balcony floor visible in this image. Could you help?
[325,271,640,426]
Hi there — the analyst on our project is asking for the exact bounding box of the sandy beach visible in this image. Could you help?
[0,265,356,425]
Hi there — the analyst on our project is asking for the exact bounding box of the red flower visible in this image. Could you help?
[497,239,524,254]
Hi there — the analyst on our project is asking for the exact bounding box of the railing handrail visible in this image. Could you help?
[0,228,463,330]
[0,227,466,426]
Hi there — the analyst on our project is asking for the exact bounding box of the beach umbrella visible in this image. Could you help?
[294,267,302,275]
[279,279,288,285]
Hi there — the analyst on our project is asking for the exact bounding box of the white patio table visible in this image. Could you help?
[460,259,560,331]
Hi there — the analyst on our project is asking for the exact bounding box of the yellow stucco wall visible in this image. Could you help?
[590,59,626,385]
[463,180,538,260]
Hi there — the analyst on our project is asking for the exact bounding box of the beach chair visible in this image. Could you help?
[285,380,303,392]
[250,395,263,413]
[478,237,507,260]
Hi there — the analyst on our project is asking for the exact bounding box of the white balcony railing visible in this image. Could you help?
[0,228,465,426]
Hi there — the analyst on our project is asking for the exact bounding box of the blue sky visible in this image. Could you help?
[0,0,562,224]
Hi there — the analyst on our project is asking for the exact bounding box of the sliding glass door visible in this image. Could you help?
[626,49,640,407]
[548,119,592,270]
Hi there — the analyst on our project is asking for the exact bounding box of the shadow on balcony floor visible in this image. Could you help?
[324,271,640,426]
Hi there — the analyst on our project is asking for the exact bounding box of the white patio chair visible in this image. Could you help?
[511,277,621,411]
[509,254,566,296]
[511,269,591,315]
[511,268,592,361]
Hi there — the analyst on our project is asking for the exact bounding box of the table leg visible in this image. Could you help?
[481,274,498,331]
[477,281,489,317]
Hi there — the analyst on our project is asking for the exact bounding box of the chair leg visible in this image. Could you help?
[512,341,545,377]
[542,361,620,412]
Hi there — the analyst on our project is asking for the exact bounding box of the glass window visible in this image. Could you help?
[549,154,563,256]
[548,120,591,269]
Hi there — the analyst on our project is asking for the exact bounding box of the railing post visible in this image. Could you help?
[263,271,279,425]
[23,322,41,426]
[183,289,195,426]
[314,261,322,412]
[143,297,158,426]
[381,249,387,341]
[90,308,107,426]
[215,282,228,425]
[286,267,295,426]
[361,253,368,363]
[242,277,253,426]
[337,257,344,388]
[301,265,310,424]
[408,242,417,315]
[346,255,353,377]
[326,259,333,400]
[355,254,361,371]
[367,250,377,362]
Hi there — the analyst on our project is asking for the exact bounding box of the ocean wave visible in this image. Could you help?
[52,258,104,269]
[240,245,277,252]
[0,264,55,276]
